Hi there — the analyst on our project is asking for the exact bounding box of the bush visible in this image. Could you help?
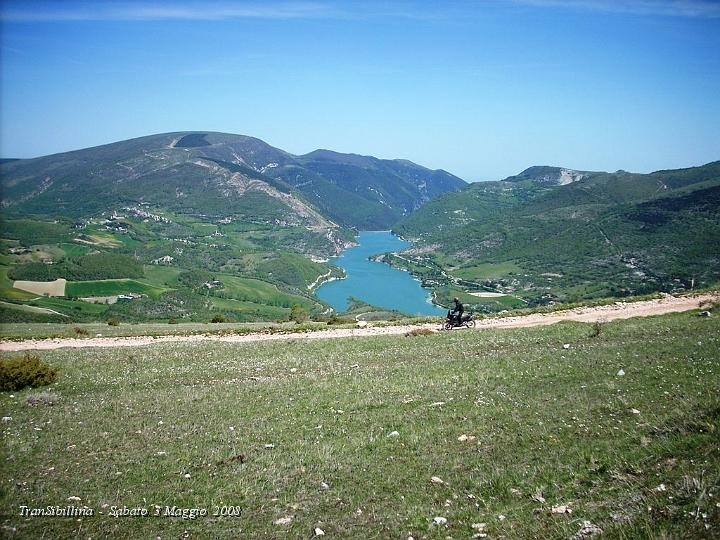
[211,315,226,323]
[0,354,58,391]
[289,304,308,323]
[168,317,178,324]
[107,318,120,326]
[405,328,435,337]
[74,326,89,336]
[589,320,604,338]
[26,391,59,406]
[326,315,353,325]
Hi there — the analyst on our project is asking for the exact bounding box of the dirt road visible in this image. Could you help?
[1,293,715,352]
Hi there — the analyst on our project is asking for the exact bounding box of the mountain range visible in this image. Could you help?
[0,132,465,323]
[1,131,718,322]
[0,131,466,230]
[393,161,720,310]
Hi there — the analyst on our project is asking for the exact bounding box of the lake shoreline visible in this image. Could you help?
[315,231,445,316]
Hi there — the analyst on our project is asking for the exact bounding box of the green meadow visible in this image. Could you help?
[1,310,718,538]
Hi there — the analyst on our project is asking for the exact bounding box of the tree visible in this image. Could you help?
[289,304,308,323]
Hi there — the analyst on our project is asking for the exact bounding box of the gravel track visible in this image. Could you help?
[1,293,715,352]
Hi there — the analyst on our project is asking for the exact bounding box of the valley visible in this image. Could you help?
[0,132,464,323]
[1,133,718,325]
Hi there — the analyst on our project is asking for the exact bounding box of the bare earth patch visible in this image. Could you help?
[468,291,507,298]
[12,278,66,297]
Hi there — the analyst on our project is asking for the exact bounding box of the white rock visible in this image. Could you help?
[431,476,445,485]
[1,416,12,422]
[551,505,572,514]
[563,343,571,349]
[356,320,368,328]
[290,367,298,373]
[571,520,603,539]
[274,516,293,525]
[531,488,546,504]
[314,527,325,536]
[617,369,625,376]
[498,514,506,520]
[264,444,275,449]
[430,401,446,407]
[471,523,487,530]
[320,481,330,490]
[67,496,81,502]
[387,430,400,438]
[184,473,191,479]
[433,516,447,525]
[631,408,641,415]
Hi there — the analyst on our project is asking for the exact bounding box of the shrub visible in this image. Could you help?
[73,326,89,336]
[589,320,604,338]
[211,315,226,323]
[289,304,308,323]
[326,315,353,325]
[0,354,58,391]
[26,391,59,406]
[168,317,178,324]
[107,318,120,326]
[405,328,435,337]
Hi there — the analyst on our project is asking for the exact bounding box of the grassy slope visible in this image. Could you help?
[394,163,720,305]
[65,279,168,298]
[1,310,718,538]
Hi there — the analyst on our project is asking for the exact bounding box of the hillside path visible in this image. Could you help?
[1,293,715,352]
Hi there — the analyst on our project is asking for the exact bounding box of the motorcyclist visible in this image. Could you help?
[451,297,464,325]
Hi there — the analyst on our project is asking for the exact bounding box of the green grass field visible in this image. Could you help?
[1,311,718,538]
[29,296,110,316]
[0,266,36,301]
[453,261,522,280]
[65,279,168,298]
[210,297,290,320]
[215,274,317,310]
[141,265,183,288]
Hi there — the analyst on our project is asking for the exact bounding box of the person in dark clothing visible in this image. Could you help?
[451,297,464,325]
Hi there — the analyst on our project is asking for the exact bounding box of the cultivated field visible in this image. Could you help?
[1,310,718,538]
[12,278,66,297]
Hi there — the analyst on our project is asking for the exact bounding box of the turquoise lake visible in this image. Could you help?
[315,231,445,316]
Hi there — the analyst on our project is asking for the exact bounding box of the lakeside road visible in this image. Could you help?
[1,293,716,352]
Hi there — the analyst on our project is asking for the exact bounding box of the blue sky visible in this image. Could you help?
[1,1,719,181]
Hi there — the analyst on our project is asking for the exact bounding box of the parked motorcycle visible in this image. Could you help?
[443,310,475,330]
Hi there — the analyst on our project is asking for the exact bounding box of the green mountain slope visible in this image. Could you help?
[394,161,720,307]
[0,131,465,229]
[0,131,465,322]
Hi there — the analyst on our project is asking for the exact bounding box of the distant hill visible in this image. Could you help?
[393,161,720,308]
[0,131,465,229]
[502,165,594,186]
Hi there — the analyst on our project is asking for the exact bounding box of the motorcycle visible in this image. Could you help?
[443,310,475,330]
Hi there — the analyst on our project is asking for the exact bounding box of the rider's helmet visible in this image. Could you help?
[453,297,459,302]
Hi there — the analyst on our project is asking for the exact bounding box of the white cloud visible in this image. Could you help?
[511,0,720,18]
[0,1,341,22]
[3,0,719,23]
